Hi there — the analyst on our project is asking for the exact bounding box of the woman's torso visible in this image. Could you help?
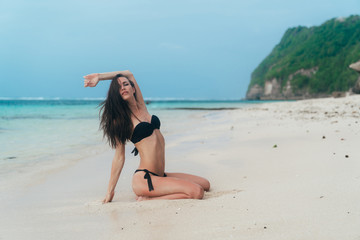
[131,111,165,175]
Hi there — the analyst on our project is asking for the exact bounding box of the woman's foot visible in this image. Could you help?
[136,196,150,201]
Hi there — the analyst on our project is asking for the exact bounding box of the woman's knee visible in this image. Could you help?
[189,185,204,199]
[203,179,210,191]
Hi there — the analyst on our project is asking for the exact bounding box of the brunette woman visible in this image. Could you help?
[84,70,210,202]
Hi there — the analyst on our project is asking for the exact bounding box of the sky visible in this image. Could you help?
[1,0,359,100]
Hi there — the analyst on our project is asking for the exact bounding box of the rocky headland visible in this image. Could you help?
[246,15,360,100]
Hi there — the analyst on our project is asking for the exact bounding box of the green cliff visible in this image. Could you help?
[247,15,360,100]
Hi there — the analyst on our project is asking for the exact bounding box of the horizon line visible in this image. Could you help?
[0,97,247,101]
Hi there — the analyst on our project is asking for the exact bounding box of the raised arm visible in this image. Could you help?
[103,143,125,203]
[83,70,145,106]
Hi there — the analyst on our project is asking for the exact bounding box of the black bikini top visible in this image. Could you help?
[130,115,161,156]
[130,115,161,144]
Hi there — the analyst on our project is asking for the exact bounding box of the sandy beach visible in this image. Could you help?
[1,95,360,240]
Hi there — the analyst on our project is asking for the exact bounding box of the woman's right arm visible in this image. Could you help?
[103,143,125,203]
[83,70,133,87]
[83,70,146,107]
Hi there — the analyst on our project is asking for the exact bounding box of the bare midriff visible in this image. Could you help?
[134,129,165,176]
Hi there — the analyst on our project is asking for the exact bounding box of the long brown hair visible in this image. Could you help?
[99,74,136,148]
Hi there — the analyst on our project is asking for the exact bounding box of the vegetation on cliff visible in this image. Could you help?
[248,15,360,96]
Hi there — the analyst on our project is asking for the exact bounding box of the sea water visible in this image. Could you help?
[0,99,261,186]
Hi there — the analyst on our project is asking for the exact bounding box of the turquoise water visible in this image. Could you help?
[0,100,104,178]
[0,99,260,181]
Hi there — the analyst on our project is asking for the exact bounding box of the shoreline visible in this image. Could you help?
[1,95,360,240]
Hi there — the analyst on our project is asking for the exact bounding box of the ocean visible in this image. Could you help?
[0,99,262,187]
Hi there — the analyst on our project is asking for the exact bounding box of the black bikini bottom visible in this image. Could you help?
[134,169,167,192]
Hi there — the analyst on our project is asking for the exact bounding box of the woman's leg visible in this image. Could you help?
[132,172,205,200]
[165,172,210,191]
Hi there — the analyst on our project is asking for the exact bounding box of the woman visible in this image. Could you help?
[83,70,210,202]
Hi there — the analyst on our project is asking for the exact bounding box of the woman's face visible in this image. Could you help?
[118,77,135,101]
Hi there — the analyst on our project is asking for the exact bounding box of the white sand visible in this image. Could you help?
[1,95,360,240]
